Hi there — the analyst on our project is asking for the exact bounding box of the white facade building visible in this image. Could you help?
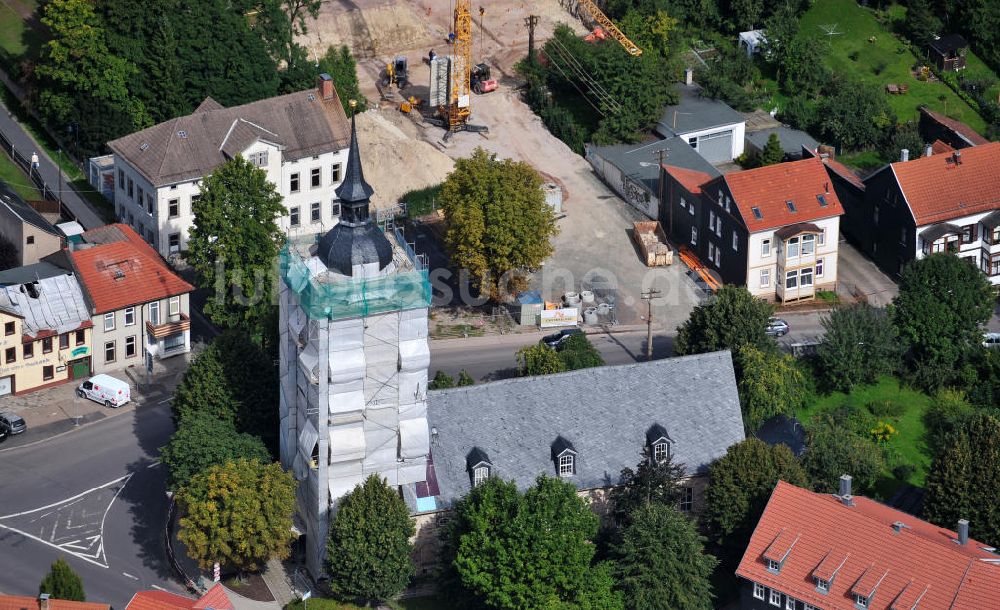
[103,75,352,258]
[746,215,841,301]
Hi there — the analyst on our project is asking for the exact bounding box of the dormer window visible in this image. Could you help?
[645,423,672,463]
[855,595,868,608]
[466,447,493,487]
[766,558,781,573]
[558,454,575,477]
[551,436,577,478]
[653,441,669,462]
[473,465,490,486]
[816,578,829,594]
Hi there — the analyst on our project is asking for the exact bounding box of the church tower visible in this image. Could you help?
[278,104,432,576]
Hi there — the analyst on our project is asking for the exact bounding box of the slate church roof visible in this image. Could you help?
[424,351,745,508]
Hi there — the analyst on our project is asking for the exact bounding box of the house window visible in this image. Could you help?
[992,227,1000,244]
[473,466,490,487]
[42,337,52,354]
[146,193,154,215]
[290,207,300,226]
[714,247,721,267]
[801,267,814,287]
[753,583,766,600]
[805,605,817,610]
[128,177,134,199]
[137,187,144,208]
[128,212,134,227]
[873,204,879,225]
[4,321,13,335]
[787,236,800,257]
[168,199,179,218]
[815,578,829,593]
[169,296,180,316]
[652,440,669,462]
[23,342,33,359]
[125,335,136,358]
[766,558,781,572]
[770,590,781,607]
[331,200,341,218]
[59,333,69,349]
[5,347,15,364]
[689,202,694,216]
[311,167,321,188]
[26,235,34,245]
[680,486,693,512]
[816,258,825,277]
[802,234,815,255]
[104,312,115,332]
[118,169,125,189]
[989,254,1000,276]
[709,210,716,230]
[191,194,201,210]
[715,215,722,237]
[708,243,715,262]
[558,454,575,477]
[311,202,321,222]
[760,268,771,288]
[169,233,180,253]
[900,227,907,246]
[818,228,826,246]
[732,231,738,251]
[43,365,54,381]
[331,163,342,183]
[249,151,268,167]
[961,224,977,244]
[678,197,686,210]
[164,333,185,351]
[855,595,868,608]
[786,598,796,610]
[290,172,300,192]
[688,136,697,147]
[124,307,135,326]
[691,227,697,246]
[75,330,85,345]
[786,270,798,289]
[105,341,115,363]
[149,301,160,325]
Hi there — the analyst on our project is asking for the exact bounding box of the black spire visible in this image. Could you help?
[335,109,375,212]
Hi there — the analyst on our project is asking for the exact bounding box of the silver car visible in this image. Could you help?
[0,412,26,435]
[766,317,790,337]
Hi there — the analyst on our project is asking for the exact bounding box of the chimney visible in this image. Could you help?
[317,73,334,101]
[958,519,969,545]
[838,474,853,506]
[39,594,50,610]
[954,150,962,165]
[925,143,934,158]
[684,67,694,86]
[900,148,909,162]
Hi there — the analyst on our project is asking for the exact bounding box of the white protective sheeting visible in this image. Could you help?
[398,370,427,406]
[329,474,366,501]
[328,347,364,384]
[398,308,428,341]
[293,452,308,481]
[327,458,363,480]
[398,401,427,422]
[397,462,427,485]
[297,419,319,459]
[328,318,364,351]
[287,306,306,339]
[298,343,319,381]
[399,417,430,459]
[329,388,365,415]
[363,423,397,471]
[329,422,366,462]
[398,338,430,372]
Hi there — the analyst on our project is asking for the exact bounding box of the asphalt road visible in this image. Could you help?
[0,401,184,608]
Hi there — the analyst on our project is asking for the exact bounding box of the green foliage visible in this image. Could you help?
[441,148,556,300]
[608,454,685,527]
[185,156,285,335]
[675,286,774,357]
[316,45,365,114]
[326,475,415,604]
[401,184,444,218]
[611,504,717,610]
[445,476,622,610]
[160,410,271,491]
[903,0,942,47]
[758,133,785,166]
[178,458,297,571]
[701,439,807,564]
[457,370,476,386]
[924,412,1000,548]
[697,45,767,112]
[923,389,976,458]
[890,253,994,390]
[778,95,818,132]
[517,343,567,376]
[172,343,238,426]
[558,333,606,371]
[801,421,885,495]
[819,79,896,150]
[735,345,806,431]
[429,370,456,390]
[780,36,831,97]
[39,557,85,601]
[966,346,1000,407]
[816,304,900,392]
[880,121,925,162]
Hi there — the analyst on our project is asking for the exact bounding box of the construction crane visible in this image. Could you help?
[447,0,473,130]
[577,0,642,56]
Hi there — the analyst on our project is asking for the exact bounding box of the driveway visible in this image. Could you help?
[836,240,898,307]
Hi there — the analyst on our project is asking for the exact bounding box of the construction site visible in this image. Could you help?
[297,0,704,328]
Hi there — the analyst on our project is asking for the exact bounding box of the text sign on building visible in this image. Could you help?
[540,308,579,328]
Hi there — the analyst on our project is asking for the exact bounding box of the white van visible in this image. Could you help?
[77,374,131,408]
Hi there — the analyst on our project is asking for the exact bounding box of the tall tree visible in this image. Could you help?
[674,286,774,357]
[735,345,806,431]
[923,389,976,458]
[608,454,686,527]
[326,475,415,604]
[904,0,943,47]
[924,412,1000,547]
[611,504,717,610]
[160,410,271,491]
[445,476,623,610]
[819,80,895,151]
[317,45,365,113]
[801,421,885,495]
[171,341,238,426]
[816,304,900,392]
[178,459,297,571]
[890,253,994,390]
[516,343,567,376]
[186,156,285,336]
[39,558,85,601]
[441,148,557,300]
[558,333,606,371]
[759,133,785,166]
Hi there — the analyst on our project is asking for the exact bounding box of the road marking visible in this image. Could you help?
[147,461,160,469]
[157,397,172,405]
[150,585,169,592]
[122,572,139,580]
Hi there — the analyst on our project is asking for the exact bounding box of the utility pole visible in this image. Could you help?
[652,147,669,239]
[479,7,485,61]
[641,289,662,361]
[524,15,539,66]
[56,149,63,206]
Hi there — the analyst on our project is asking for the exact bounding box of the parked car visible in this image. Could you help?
[766,317,790,337]
[76,374,131,408]
[983,332,1000,348]
[0,412,27,435]
[0,426,8,443]
[541,328,583,349]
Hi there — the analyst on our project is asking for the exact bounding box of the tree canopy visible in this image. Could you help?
[735,345,807,431]
[818,80,895,151]
[326,475,415,604]
[39,557,85,601]
[758,133,785,166]
[674,286,774,357]
[185,156,286,336]
[816,304,900,393]
[177,459,297,571]
[316,45,365,114]
[608,454,686,527]
[557,333,606,371]
[160,410,271,491]
[801,421,885,495]
[516,343,567,376]
[441,148,557,300]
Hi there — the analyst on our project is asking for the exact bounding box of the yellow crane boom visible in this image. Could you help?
[448,0,473,129]
[577,0,642,56]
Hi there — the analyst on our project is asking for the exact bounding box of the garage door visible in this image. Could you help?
[0,376,12,396]
[697,130,733,163]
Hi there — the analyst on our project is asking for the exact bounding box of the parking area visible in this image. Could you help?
[836,239,899,307]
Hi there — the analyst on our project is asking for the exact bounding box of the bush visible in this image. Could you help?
[892,463,916,482]
[778,95,818,132]
[848,50,860,62]
[872,60,888,75]
[867,399,905,418]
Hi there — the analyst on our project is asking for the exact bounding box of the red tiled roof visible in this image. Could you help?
[0,596,109,610]
[721,157,845,232]
[125,591,194,610]
[821,157,865,190]
[662,164,714,195]
[920,107,990,146]
[890,141,1000,226]
[932,139,955,155]
[736,481,1000,610]
[191,585,232,610]
[70,224,193,313]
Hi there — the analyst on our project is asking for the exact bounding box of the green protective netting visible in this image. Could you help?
[280,245,431,320]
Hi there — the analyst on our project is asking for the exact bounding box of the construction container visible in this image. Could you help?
[633,221,673,267]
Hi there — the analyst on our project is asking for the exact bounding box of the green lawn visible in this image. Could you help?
[796,376,933,494]
[798,0,986,133]
[0,0,42,63]
[0,152,42,200]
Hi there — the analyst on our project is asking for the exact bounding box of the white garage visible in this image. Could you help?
[689,130,735,164]
[656,83,746,164]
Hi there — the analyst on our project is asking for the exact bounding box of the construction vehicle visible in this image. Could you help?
[471,63,498,94]
[400,96,422,113]
[576,0,642,56]
[427,0,488,138]
[380,56,409,90]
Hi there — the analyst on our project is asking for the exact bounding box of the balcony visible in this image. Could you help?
[146,313,190,340]
[776,223,821,268]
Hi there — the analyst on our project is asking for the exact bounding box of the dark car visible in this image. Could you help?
[0,412,26,435]
[541,328,583,349]
[0,427,7,443]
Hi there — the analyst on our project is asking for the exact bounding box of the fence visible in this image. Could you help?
[0,124,71,216]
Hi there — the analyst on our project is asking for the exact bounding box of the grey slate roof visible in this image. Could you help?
[656,84,745,137]
[108,88,351,187]
[745,127,819,157]
[0,182,60,236]
[754,414,807,457]
[588,136,721,196]
[426,351,745,508]
[0,273,90,337]
[0,261,70,285]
